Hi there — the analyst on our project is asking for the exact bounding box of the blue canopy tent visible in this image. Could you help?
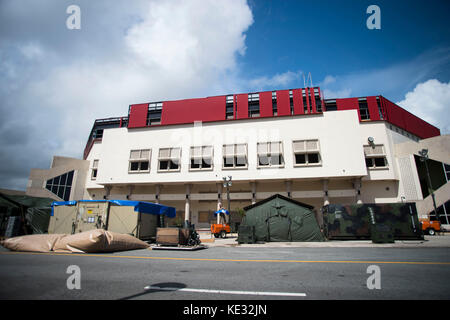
[51,199,176,218]
[49,200,176,239]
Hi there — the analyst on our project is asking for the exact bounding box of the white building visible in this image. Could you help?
[26,87,450,229]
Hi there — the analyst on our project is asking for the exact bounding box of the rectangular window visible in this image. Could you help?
[376,96,384,120]
[293,140,321,166]
[325,99,337,111]
[190,146,213,171]
[358,98,370,120]
[226,95,234,119]
[272,91,277,116]
[91,159,99,180]
[147,102,162,126]
[289,90,294,115]
[257,142,284,168]
[129,149,151,173]
[315,92,322,112]
[364,145,388,169]
[158,147,181,172]
[93,129,103,139]
[302,92,308,113]
[223,144,248,169]
[248,93,260,118]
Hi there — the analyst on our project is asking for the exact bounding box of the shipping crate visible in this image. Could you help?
[156,228,189,246]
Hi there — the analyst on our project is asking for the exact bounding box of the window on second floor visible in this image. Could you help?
[364,145,388,169]
[223,144,248,169]
[190,146,213,171]
[129,149,151,173]
[257,141,284,168]
[293,140,321,166]
[158,147,181,172]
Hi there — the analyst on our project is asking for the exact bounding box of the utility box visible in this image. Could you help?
[237,225,256,244]
[50,200,176,240]
[156,228,190,246]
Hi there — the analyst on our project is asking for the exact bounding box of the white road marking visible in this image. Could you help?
[144,286,306,297]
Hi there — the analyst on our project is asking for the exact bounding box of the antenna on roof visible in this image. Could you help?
[302,72,313,88]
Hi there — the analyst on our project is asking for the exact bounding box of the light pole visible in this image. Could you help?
[223,176,232,216]
[419,149,439,221]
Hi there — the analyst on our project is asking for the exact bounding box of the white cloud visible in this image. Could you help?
[249,71,302,91]
[0,0,255,190]
[396,79,450,134]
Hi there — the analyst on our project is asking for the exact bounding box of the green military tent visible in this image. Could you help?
[0,193,55,236]
[241,194,324,242]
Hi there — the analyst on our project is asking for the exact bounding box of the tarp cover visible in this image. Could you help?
[242,194,324,242]
[51,200,176,218]
[0,193,54,234]
[1,229,150,253]
[322,203,424,240]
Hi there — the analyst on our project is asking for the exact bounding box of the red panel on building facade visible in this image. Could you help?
[310,88,317,114]
[366,96,381,121]
[381,97,440,139]
[128,103,148,128]
[259,91,273,117]
[236,93,249,119]
[161,96,226,125]
[305,89,311,113]
[293,88,303,115]
[336,98,360,120]
[276,90,290,116]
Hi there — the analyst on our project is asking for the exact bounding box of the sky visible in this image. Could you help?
[0,0,449,191]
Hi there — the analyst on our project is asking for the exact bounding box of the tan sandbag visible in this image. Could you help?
[53,229,149,253]
[53,229,107,253]
[103,231,150,252]
[0,234,65,253]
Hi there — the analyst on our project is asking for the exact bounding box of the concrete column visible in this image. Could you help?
[104,186,112,200]
[217,183,223,224]
[285,180,292,198]
[250,181,257,204]
[127,185,134,200]
[323,179,330,206]
[155,184,161,204]
[184,184,191,224]
[354,178,363,204]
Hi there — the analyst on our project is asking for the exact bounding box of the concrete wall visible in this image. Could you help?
[26,156,89,201]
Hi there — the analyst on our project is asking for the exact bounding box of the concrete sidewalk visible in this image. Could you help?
[202,233,450,248]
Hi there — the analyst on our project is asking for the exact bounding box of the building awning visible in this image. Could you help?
[51,200,176,218]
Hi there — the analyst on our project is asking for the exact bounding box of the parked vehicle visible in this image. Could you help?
[420,219,442,235]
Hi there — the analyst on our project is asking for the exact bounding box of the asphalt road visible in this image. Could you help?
[0,246,449,300]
